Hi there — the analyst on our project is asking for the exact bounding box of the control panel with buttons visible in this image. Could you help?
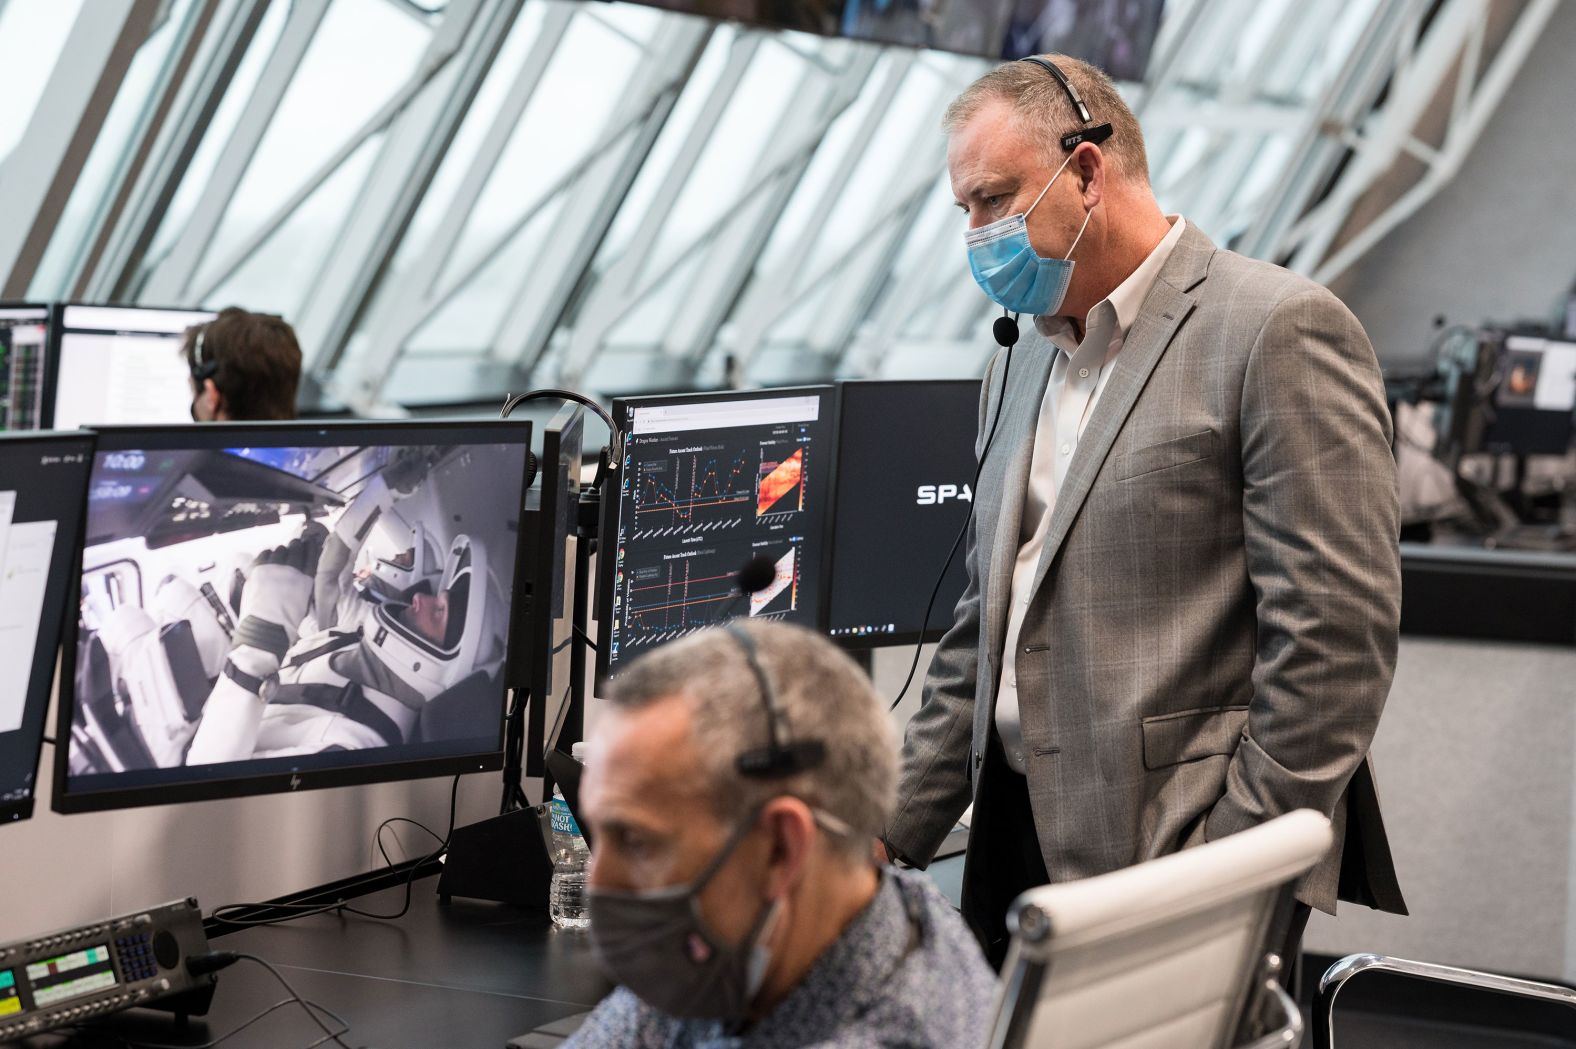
[0,899,215,1042]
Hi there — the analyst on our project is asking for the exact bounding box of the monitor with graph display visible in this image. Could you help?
[597,387,834,678]
[0,305,50,432]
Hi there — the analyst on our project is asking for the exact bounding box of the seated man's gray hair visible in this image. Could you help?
[603,621,898,859]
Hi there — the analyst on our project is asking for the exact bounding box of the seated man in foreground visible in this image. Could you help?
[566,621,995,1048]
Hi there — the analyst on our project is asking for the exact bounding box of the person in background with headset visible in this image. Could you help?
[882,54,1408,967]
[565,621,994,1048]
[182,306,303,421]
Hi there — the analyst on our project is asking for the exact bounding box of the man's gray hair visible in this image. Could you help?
[944,53,1150,184]
[604,621,897,859]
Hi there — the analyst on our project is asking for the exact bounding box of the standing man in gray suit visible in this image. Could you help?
[881,54,1407,965]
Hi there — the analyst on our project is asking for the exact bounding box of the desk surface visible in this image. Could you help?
[28,878,611,1049]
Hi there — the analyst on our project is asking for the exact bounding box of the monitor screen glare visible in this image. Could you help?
[826,380,979,645]
[52,305,216,430]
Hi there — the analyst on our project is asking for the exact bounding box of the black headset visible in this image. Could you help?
[1018,56,1115,152]
[724,622,827,780]
[189,323,220,386]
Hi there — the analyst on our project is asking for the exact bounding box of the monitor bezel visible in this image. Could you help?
[0,429,96,825]
[52,418,533,814]
[0,302,55,433]
[515,402,585,777]
[43,301,217,431]
[824,379,982,651]
[594,384,837,684]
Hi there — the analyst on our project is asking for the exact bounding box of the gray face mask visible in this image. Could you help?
[588,813,782,1021]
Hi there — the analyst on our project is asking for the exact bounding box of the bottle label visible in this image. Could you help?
[550,796,581,837]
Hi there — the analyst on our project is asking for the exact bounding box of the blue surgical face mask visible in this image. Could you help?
[965,151,1093,316]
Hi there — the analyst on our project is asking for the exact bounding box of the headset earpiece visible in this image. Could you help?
[724,622,826,779]
[1019,56,1114,154]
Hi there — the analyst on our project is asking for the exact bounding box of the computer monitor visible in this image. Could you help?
[47,304,216,430]
[53,419,533,813]
[0,304,51,432]
[0,431,95,824]
[826,380,981,647]
[597,386,835,678]
[1481,334,1576,456]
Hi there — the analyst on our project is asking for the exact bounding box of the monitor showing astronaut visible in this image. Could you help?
[56,421,533,810]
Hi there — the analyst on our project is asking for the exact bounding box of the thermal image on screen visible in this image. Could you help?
[756,447,804,517]
[606,391,829,671]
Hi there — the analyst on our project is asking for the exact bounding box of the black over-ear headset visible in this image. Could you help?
[1018,56,1115,152]
[189,323,220,387]
[724,622,826,779]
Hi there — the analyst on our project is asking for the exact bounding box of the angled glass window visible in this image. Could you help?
[0,0,87,168]
[29,0,201,298]
[192,0,430,308]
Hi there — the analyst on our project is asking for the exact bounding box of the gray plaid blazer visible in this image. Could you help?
[886,223,1406,916]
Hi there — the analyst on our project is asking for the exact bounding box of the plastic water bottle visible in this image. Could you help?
[549,742,590,929]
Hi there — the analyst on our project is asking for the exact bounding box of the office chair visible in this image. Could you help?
[1315,953,1576,1048]
[985,809,1334,1049]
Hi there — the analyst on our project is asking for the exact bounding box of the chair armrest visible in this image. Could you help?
[1314,953,1576,1049]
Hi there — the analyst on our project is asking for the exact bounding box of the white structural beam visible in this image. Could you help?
[1300,0,1559,285]
[558,31,762,387]
[341,2,577,406]
[138,0,330,304]
[293,0,521,381]
[1235,0,1418,263]
[663,42,879,368]
[726,52,911,371]
[496,16,714,385]
[190,0,484,310]
[0,0,160,297]
[82,0,275,301]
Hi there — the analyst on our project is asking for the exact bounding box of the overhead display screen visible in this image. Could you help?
[618,0,1164,72]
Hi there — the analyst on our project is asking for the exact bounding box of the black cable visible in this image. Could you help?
[232,953,353,1049]
[111,996,350,1049]
[40,734,55,746]
[371,816,445,870]
[207,775,461,929]
[890,328,1018,713]
[499,388,623,488]
[573,623,598,652]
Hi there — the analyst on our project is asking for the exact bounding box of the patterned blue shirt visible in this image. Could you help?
[563,868,995,1048]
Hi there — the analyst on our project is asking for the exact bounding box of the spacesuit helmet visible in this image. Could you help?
[359,517,443,606]
[369,534,505,701]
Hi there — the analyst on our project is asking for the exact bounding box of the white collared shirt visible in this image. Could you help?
[993,215,1187,774]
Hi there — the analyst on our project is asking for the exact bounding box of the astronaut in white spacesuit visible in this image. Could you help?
[181,470,506,764]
